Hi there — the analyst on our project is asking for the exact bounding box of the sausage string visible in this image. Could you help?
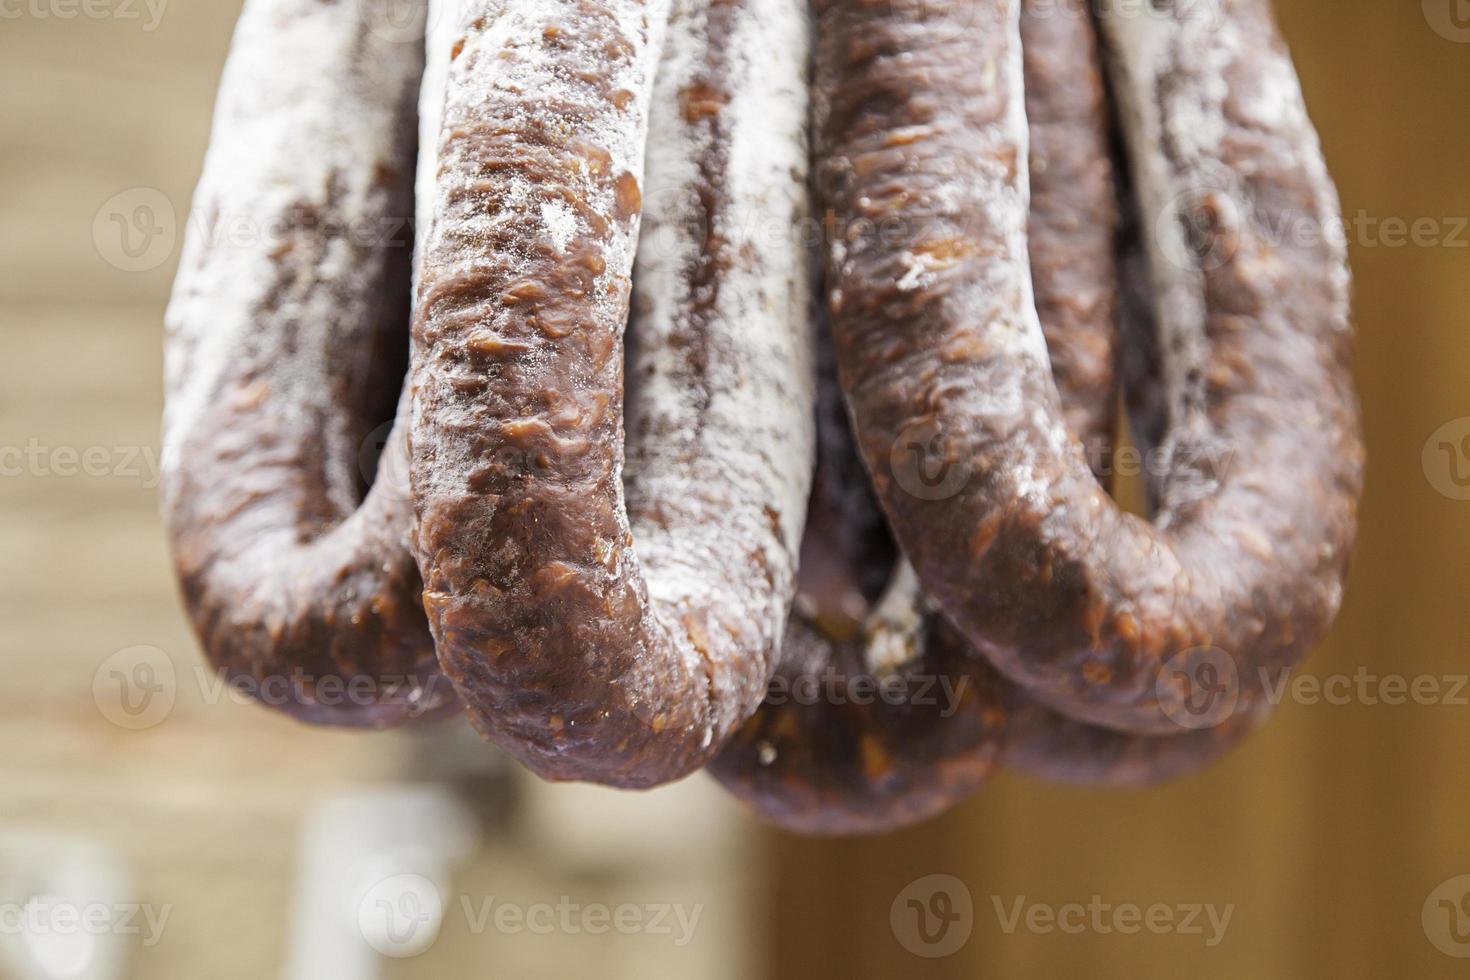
[161,0,1364,830]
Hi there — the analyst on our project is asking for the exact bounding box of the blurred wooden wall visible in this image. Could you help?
[767,1,1470,977]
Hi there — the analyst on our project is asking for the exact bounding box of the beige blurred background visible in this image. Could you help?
[2,0,1468,977]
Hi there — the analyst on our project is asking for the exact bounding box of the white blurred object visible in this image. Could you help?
[519,776,741,871]
[0,833,134,980]
[281,786,478,980]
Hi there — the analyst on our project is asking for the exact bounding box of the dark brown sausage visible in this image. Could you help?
[708,336,1004,835]
[409,0,816,786]
[712,0,1261,832]
[821,0,1364,735]
[162,0,455,727]
[1022,0,1120,470]
[711,0,1129,834]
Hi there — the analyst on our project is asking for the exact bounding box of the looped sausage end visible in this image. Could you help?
[409,0,817,786]
[820,0,1364,736]
[163,0,455,728]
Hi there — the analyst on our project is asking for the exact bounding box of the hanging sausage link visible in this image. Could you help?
[819,0,1363,736]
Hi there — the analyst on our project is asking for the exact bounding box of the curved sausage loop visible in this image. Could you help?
[712,0,1265,833]
[824,0,1363,734]
[712,350,1265,832]
[996,689,1266,788]
[712,0,1108,834]
[708,347,1003,836]
[1020,0,1118,467]
[410,0,816,786]
[162,0,456,727]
